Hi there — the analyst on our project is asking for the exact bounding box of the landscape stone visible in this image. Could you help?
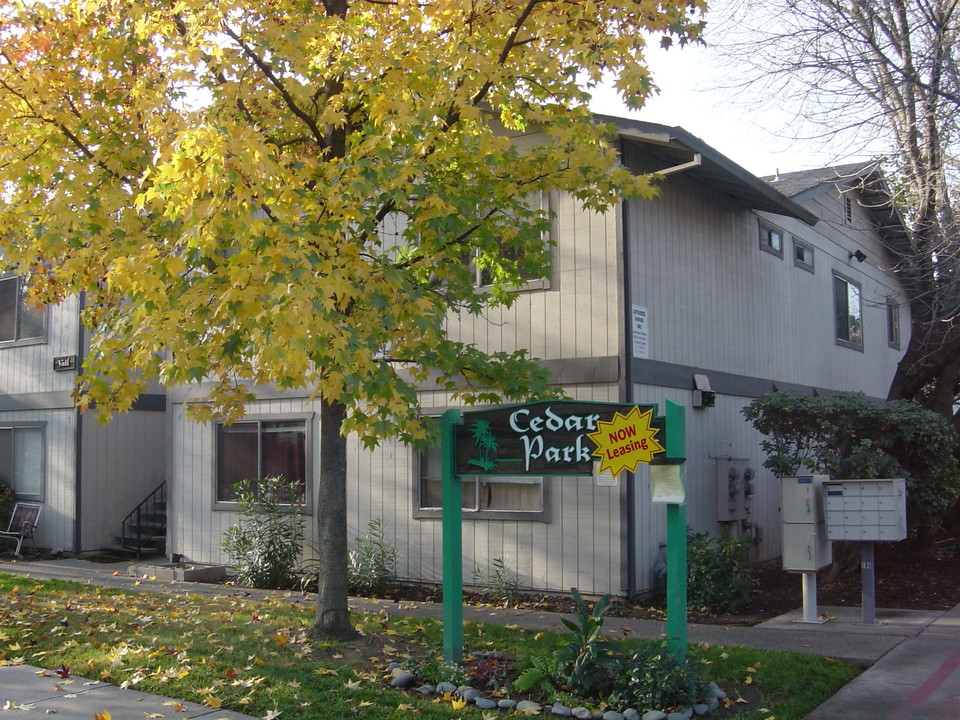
[436,682,457,694]
[552,703,573,717]
[498,699,518,710]
[666,714,687,720]
[641,712,667,720]
[572,708,592,719]
[476,698,498,710]
[623,710,640,720]
[602,712,625,720]
[460,687,481,702]
[692,704,709,716]
[517,700,542,712]
[414,685,435,696]
[389,672,417,688]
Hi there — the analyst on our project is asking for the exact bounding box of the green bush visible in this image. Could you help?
[0,484,14,528]
[607,644,706,712]
[220,476,304,589]
[472,557,523,606]
[743,391,960,544]
[348,517,398,595]
[687,530,756,614]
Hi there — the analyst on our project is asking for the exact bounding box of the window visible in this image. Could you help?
[792,238,814,272]
[216,419,308,504]
[887,297,901,349]
[0,276,45,345]
[833,272,863,350]
[758,220,784,258]
[0,425,44,500]
[467,192,551,291]
[416,444,546,520]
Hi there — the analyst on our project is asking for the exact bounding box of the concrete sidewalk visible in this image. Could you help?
[1,556,958,719]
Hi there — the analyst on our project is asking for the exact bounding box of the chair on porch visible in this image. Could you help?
[0,502,41,556]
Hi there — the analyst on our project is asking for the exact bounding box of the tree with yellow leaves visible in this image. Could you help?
[0,0,704,639]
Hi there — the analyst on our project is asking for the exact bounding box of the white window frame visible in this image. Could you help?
[0,423,45,501]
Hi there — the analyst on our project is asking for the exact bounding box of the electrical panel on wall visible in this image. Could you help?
[716,459,754,522]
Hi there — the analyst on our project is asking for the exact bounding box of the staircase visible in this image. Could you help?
[120,482,167,559]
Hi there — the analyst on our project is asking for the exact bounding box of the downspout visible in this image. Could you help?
[619,135,637,598]
[73,291,86,553]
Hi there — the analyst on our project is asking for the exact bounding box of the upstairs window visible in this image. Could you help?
[0,276,45,345]
[887,297,901,349]
[833,272,863,350]
[216,419,308,505]
[793,238,814,273]
[758,219,784,258]
[467,192,552,291]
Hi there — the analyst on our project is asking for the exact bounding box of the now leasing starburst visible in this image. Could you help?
[587,406,664,476]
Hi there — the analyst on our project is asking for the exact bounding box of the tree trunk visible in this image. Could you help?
[310,398,359,641]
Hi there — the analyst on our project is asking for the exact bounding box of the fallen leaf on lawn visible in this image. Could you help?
[313,667,338,676]
[358,701,373,708]
[344,679,362,690]
[745,676,753,685]
[287,681,300,688]
[451,698,467,710]
[202,697,222,709]
[264,711,281,720]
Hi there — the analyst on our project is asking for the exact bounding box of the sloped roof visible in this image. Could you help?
[595,115,819,226]
[764,162,911,249]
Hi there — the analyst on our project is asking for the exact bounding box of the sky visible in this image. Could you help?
[587,9,875,179]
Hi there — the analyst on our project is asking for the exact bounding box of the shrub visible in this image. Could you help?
[686,530,756,614]
[472,557,523,606]
[556,589,622,697]
[348,517,398,595]
[607,644,706,712]
[220,476,304,589]
[743,391,960,544]
[0,484,14,527]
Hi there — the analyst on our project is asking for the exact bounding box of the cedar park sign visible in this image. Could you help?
[455,400,665,477]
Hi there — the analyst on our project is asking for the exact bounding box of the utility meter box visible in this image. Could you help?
[780,475,832,572]
[824,479,907,542]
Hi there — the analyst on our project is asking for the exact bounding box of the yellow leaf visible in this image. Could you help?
[313,667,338,676]
[145,714,164,719]
[451,698,467,710]
[202,697,221,709]
[94,712,112,720]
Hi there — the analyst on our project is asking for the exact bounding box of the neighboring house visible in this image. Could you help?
[0,287,166,554]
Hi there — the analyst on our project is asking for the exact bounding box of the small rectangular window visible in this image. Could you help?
[793,238,814,272]
[216,419,307,504]
[0,425,44,500]
[416,445,546,520]
[833,272,863,350]
[0,276,46,345]
[758,220,784,258]
[887,297,901,349]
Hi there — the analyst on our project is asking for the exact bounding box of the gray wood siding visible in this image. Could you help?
[79,410,167,551]
[0,408,76,552]
[0,296,80,396]
[448,192,623,364]
[624,166,905,398]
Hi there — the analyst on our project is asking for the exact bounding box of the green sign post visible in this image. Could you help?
[439,400,686,663]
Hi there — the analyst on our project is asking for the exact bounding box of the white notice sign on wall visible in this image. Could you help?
[632,305,649,359]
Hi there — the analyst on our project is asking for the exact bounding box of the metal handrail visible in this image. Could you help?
[121,482,166,560]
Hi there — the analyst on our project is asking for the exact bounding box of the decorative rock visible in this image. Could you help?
[706,697,720,711]
[387,662,402,671]
[641,712,667,720]
[572,708,592,719]
[591,712,605,720]
[666,714,687,720]
[552,703,573,717]
[498,699,518,710]
[517,700,542,712]
[414,685,435,696]
[459,687,481,702]
[692,704,709,716]
[623,710,640,720]
[476,698,498,710]
[437,682,457,694]
[389,672,417,688]
[602,712,625,720]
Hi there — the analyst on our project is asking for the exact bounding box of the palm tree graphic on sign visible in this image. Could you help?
[468,419,499,472]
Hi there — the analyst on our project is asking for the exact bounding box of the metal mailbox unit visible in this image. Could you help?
[823,478,907,625]
[823,478,907,542]
[780,475,832,623]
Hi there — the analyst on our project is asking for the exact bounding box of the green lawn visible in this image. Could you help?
[0,574,860,720]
